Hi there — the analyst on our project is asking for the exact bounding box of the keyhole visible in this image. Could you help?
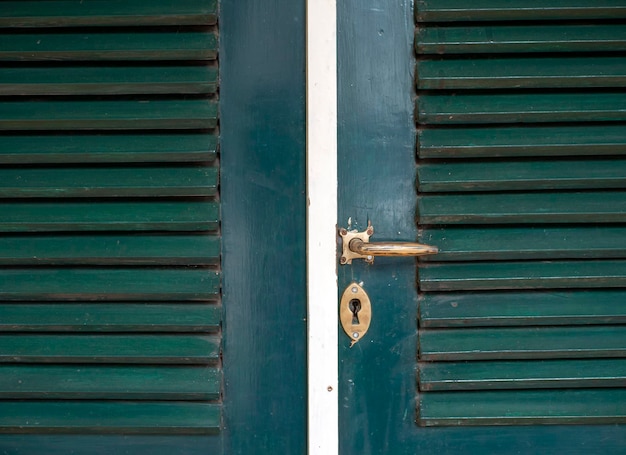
[349,299,361,325]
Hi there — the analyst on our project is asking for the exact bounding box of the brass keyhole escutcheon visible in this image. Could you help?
[340,283,371,346]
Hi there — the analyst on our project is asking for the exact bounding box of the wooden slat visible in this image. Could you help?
[0,269,219,301]
[418,125,626,158]
[418,389,626,426]
[0,100,217,131]
[419,290,626,327]
[418,159,626,192]
[419,260,626,291]
[416,25,626,54]
[0,235,219,265]
[0,304,220,332]
[0,402,219,434]
[419,226,626,261]
[0,32,217,61]
[417,57,626,90]
[0,201,218,232]
[0,134,216,164]
[0,334,219,363]
[0,66,217,96]
[420,326,626,361]
[0,167,217,198]
[0,0,217,27]
[417,93,626,125]
[418,191,626,224]
[415,0,626,22]
[419,359,626,391]
[0,365,219,399]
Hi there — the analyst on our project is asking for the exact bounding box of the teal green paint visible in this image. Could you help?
[0,0,217,27]
[0,365,220,399]
[220,0,307,453]
[420,226,626,261]
[419,389,626,425]
[0,167,217,198]
[416,24,626,54]
[0,235,219,265]
[419,359,626,390]
[418,159,626,191]
[0,402,220,434]
[0,66,217,95]
[417,57,626,89]
[0,304,220,332]
[418,191,626,224]
[418,125,626,158]
[0,269,219,300]
[420,326,626,360]
[419,260,626,290]
[416,0,626,21]
[0,100,217,130]
[420,290,626,327]
[0,32,217,61]
[0,134,217,164]
[0,201,218,231]
[340,0,626,452]
[418,93,626,124]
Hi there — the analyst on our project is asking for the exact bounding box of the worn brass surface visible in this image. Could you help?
[340,282,372,347]
[339,224,438,264]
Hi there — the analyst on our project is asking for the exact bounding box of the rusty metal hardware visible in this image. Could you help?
[339,223,438,264]
[339,282,371,346]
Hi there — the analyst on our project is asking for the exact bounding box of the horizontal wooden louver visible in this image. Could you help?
[415,2,626,425]
[0,1,220,435]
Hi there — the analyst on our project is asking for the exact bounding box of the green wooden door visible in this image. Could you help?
[338,0,626,453]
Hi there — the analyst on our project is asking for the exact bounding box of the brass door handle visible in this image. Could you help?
[339,224,438,264]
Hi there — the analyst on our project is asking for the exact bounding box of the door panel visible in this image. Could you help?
[338,0,626,452]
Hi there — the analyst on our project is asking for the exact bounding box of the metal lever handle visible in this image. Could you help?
[340,224,438,264]
[349,238,438,257]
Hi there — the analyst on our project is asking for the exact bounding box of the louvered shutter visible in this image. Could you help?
[0,1,220,435]
[415,1,626,424]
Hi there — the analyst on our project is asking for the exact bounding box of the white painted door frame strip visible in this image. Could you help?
[306,0,338,454]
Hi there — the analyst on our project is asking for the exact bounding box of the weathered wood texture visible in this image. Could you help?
[0,2,221,438]
[416,4,626,427]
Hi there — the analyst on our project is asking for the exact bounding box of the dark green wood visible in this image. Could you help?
[420,326,626,360]
[418,125,626,158]
[418,93,626,124]
[221,0,307,452]
[0,0,217,27]
[419,359,626,391]
[0,134,217,164]
[419,290,626,327]
[419,260,626,291]
[417,57,626,90]
[0,167,217,198]
[0,100,217,131]
[0,402,219,434]
[0,304,220,332]
[416,0,626,22]
[0,32,217,61]
[0,235,219,265]
[0,365,219,399]
[0,269,219,301]
[418,159,626,192]
[0,66,217,95]
[0,201,218,232]
[418,191,626,224]
[419,389,626,426]
[416,25,626,54]
[0,334,219,363]
[419,226,626,261]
